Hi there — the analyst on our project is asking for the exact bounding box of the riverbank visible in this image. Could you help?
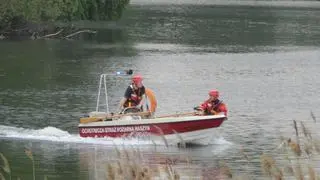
[0,22,97,41]
[0,0,129,41]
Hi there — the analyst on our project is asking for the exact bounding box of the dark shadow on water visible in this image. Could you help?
[178,142,211,148]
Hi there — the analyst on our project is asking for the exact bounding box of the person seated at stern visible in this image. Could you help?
[194,89,228,116]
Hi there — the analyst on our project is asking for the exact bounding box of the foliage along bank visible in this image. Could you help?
[0,0,130,40]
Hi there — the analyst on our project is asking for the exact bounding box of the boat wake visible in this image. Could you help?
[0,125,232,147]
[0,125,156,146]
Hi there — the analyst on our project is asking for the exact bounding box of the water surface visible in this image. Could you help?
[1,1,320,179]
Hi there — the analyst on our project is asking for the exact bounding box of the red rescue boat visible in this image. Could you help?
[78,74,227,144]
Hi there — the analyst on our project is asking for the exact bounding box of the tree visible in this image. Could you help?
[0,0,130,39]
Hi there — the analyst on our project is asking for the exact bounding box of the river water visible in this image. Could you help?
[1,1,320,179]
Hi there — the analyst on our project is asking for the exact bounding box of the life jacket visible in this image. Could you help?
[124,85,144,108]
[201,99,227,116]
[145,88,157,113]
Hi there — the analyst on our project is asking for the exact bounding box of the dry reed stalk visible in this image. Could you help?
[283,150,290,162]
[287,139,302,156]
[24,148,33,161]
[308,166,316,180]
[279,135,286,142]
[304,142,313,158]
[128,164,136,179]
[152,165,160,177]
[173,170,180,180]
[260,153,276,176]
[116,160,124,175]
[125,162,135,178]
[284,165,294,176]
[310,111,316,123]
[221,166,233,179]
[0,153,11,176]
[185,156,192,171]
[135,170,144,180]
[116,175,125,180]
[293,120,300,143]
[132,166,151,180]
[130,145,137,160]
[313,139,320,154]
[153,125,168,147]
[112,142,121,158]
[129,163,141,179]
[136,147,143,161]
[151,139,157,150]
[122,146,130,160]
[142,166,152,180]
[276,139,287,152]
[0,173,5,180]
[282,140,297,178]
[300,122,312,140]
[219,161,233,179]
[165,164,175,180]
[172,130,185,148]
[240,146,250,162]
[300,122,307,137]
[273,167,284,180]
[24,148,35,180]
[106,163,115,180]
[233,175,252,180]
[295,165,304,180]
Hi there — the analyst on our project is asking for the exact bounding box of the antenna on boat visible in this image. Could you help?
[95,69,134,114]
[96,74,110,114]
[115,69,133,76]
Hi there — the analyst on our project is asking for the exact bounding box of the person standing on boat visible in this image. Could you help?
[195,89,228,116]
[118,74,146,113]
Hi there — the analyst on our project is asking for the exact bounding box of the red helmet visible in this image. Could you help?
[132,74,143,85]
[209,89,219,98]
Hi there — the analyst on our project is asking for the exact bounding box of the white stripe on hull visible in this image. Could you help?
[78,114,226,127]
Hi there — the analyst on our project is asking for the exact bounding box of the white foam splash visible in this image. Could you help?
[36,126,72,137]
[211,136,233,145]
[0,125,233,149]
[0,125,157,146]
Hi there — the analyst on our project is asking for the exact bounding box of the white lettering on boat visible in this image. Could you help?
[81,125,150,134]
[104,127,117,132]
[134,132,152,137]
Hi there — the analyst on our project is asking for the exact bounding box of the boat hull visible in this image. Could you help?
[78,114,226,143]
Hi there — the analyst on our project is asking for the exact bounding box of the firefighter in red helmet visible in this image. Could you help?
[195,89,228,116]
[119,74,146,113]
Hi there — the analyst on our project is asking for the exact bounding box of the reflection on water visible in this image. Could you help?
[0,134,234,180]
[119,3,320,47]
[79,145,228,179]
[130,0,320,7]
